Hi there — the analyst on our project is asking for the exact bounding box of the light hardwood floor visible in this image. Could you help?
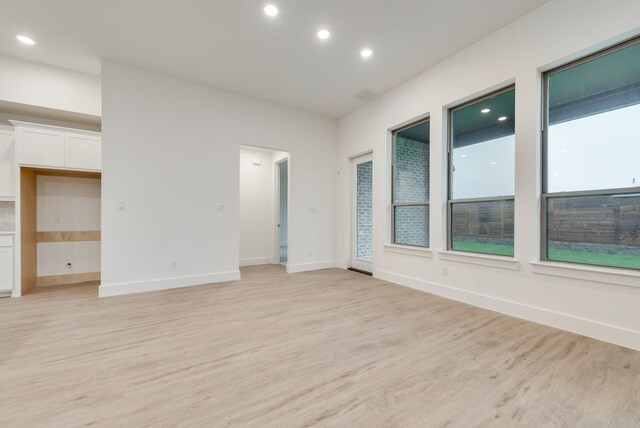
[1,265,639,427]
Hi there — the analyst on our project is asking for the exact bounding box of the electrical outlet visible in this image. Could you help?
[170,261,178,269]
[307,250,312,257]
[118,201,126,211]
[442,266,449,277]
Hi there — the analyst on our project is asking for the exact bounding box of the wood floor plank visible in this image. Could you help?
[0,265,639,427]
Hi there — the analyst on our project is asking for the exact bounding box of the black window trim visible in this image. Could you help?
[541,35,640,270]
[447,85,516,256]
[391,117,431,248]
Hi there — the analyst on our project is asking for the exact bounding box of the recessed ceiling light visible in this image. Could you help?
[498,116,507,121]
[317,29,331,40]
[490,161,497,165]
[461,154,469,158]
[16,35,35,45]
[560,149,568,153]
[360,48,373,58]
[481,108,491,114]
[264,4,278,17]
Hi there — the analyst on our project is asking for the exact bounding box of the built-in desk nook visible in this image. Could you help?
[7,121,102,296]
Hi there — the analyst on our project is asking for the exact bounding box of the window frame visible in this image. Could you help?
[541,36,640,270]
[447,85,516,256]
[391,117,431,248]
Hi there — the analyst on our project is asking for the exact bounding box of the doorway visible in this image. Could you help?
[351,153,373,273]
[238,146,288,269]
[276,158,288,265]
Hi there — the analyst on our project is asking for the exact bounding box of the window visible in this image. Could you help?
[392,119,430,247]
[543,38,640,270]
[448,87,515,256]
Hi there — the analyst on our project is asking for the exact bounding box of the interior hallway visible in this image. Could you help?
[1,265,638,426]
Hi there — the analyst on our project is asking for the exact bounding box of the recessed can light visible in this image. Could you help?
[481,108,491,114]
[498,116,507,121]
[360,48,373,58]
[461,154,469,158]
[264,4,278,16]
[490,161,497,165]
[16,35,35,45]
[317,29,331,40]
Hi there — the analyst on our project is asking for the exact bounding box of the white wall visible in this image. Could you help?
[100,62,338,296]
[36,176,101,277]
[0,55,101,116]
[239,147,276,266]
[337,0,640,351]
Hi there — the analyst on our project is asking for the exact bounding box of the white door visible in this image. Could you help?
[351,153,373,273]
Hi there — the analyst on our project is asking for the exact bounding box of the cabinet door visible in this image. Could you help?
[0,132,14,197]
[17,127,65,167]
[65,134,101,171]
[0,247,13,292]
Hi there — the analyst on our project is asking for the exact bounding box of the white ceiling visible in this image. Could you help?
[0,0,550,118]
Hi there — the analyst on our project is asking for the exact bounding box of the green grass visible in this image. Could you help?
[548,248,640,270]
[452,240,640,269]
[452,240,514,256]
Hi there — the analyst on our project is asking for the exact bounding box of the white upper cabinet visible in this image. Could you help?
[0,128,15,197]
[11,121,101,171]
[65,133,102,171]
[16,126,65,168]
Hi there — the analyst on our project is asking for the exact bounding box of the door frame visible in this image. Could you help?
[350,152,373,273]
[274,157,289,266]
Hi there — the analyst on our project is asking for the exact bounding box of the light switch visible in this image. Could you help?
[308,207,318,214]
[217,205,226,212]
[118,201,126,211]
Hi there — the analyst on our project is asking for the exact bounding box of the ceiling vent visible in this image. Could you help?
[353,89,381,103]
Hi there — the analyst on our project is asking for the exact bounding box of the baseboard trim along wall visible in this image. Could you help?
[334,260,349,269]
[286,260,344,273]
[374,269,640,352]
[99,271,241,297]
[38,272,101,287]
[239,257,274,267]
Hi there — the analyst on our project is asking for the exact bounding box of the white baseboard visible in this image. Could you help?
[99,271,241,297]
[375,269,640,352]
[286,260,342,273]
[334,260,348,269]
[240,257,274,267]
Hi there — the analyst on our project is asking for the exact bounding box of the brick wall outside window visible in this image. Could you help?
[394,136,429,247]
[357,160,373,260]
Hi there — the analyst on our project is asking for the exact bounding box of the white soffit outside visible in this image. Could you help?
[0,0,550,118]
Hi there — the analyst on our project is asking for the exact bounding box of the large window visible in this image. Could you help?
[543,38,640,270]
[448,87,515,256]
[392,119,430,247]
